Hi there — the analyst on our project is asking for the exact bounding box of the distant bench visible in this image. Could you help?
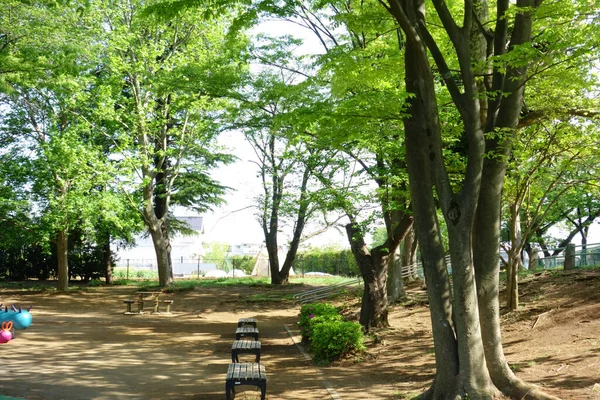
[225,362,266,400]
[235,326,259,340]
[237,318,257,328]
[231,340,261,363]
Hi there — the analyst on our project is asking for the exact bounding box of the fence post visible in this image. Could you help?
[126,259,130,281]
[197,258,200,279]
[564,243,576,270]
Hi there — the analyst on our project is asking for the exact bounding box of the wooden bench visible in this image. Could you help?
[231,340,261,363]
[237,318,257,328]
[235,327,259,340]
[225,362,266,400]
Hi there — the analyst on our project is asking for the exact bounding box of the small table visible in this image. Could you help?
[136,292,162,314]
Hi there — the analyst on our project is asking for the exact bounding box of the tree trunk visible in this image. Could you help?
[402,226,419,281]
[475,131,560,400]
[56,230,69,292]
[401,39,460,396]
[279,166,311,283]
[147,218,173,287]
[265,231,281,284]
[387,248,405,303]
[564,243,576,270]
[346,223,390,331]
[102,232,113,285]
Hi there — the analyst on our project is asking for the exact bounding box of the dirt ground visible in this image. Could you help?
[0,269,599,400]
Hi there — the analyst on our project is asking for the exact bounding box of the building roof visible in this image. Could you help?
[178,216,204,232]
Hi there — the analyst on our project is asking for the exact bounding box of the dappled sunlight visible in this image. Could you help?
[1,274,598,399]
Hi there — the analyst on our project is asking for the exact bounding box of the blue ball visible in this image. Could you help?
[0,310,15,323]
[11,310,32,330]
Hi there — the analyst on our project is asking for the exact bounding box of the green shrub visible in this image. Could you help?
[297,302,339,342]
[310,320,365,363]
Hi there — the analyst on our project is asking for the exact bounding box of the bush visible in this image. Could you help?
[295,248,359,276]
[310,320,365,363]
[298,302,340,343]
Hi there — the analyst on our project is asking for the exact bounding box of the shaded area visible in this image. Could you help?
[0,271,598,399]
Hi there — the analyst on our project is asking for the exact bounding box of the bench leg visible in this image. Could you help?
[126,303,132,313]
[260,382,266,400]
[153,301,159,313]
[225,382,235,400]
[137,302,143,313]
[165,303,171,313]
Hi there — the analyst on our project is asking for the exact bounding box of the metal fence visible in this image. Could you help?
[536,242,600,270]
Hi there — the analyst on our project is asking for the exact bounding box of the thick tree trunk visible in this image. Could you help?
[475,149,560,400]
[346,215,412,331]
[402,41,460,397]
[265,231,281,284]
[279,167,310,283]
[148,220,173,287]
[56,230,69,292]
[346,223,390,330]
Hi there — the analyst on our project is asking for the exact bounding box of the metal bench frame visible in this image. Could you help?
[225,362,266,400]
[231,340,261,363]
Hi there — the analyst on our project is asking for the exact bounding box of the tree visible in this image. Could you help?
[100,0,242,287]
[0,1,118,291]
[380,0,599,398]
[502,119,600,309]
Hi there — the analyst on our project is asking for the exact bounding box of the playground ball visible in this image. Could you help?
[0,330,11,343]
[12,310,32,330]
[0,310,15,323]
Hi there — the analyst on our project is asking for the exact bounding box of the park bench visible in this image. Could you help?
[237,317,257,328]
[231,339,261,363]
[225,362,266,400]
[235,326,259,340]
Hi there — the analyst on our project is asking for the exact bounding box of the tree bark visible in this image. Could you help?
[56,230,69,292]
[346,223,390,330]
[346,214,413,331]
[103,232,113,285]
[279,166,311,283]
[387,247,405,303]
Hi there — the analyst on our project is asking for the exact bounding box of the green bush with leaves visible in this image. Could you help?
[297,302,340,343]
[295,247,359,276]
[310,320,365,364]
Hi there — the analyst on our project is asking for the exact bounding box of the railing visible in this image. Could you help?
[292,277,362,304]
[536,242,600,270]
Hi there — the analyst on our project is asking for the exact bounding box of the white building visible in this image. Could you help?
[115,216,213,275]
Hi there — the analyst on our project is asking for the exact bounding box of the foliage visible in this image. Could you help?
[297,302,340,343]
[310,320,365,364]
[295,247,359,276]
[230,255,257,275]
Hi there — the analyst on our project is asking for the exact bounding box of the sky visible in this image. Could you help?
[200,130,350,247]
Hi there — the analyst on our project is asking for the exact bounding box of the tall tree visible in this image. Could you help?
[0,1,115,291]
[101,0,242,286]
[380,0,599,398]
[503,119,600,309]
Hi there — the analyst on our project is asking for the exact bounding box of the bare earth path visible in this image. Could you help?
[0,271,599,399]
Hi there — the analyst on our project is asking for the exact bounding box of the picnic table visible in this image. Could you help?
[135,291,162,314]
